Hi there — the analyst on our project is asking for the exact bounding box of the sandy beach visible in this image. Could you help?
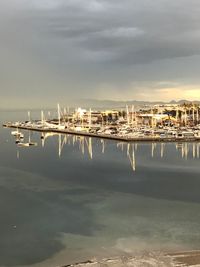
[61,251,200,267]
[169,251,200,266]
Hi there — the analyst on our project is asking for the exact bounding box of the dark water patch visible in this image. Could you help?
[0,186,102,266]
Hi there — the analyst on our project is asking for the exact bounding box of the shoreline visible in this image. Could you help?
[60,250,200,267]
[3,123,200,143]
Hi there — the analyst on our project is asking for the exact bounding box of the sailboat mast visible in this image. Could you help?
[41,110,44,126]
[126,105,129,125]
[57,103,61,126]
[28,111,31,122]
[193,104,195,123]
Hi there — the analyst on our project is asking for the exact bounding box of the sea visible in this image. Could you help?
[1,111,200,267]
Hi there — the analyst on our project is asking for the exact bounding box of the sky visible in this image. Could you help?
[1,0,200,108]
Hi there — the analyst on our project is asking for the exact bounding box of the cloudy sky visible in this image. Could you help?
[1,0,200,108]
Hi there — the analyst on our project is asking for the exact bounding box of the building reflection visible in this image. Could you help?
[42,133,200,172]
[13,131,200,171]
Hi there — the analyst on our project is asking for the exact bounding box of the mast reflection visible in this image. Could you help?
[12,130,200,172]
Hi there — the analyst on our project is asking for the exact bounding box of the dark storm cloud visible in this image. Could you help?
[0,0,200,108]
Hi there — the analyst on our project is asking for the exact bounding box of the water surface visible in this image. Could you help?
[1,111,200,267]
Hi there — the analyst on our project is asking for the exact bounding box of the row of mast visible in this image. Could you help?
[27,103,200,129]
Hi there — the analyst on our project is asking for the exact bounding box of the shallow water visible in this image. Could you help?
[1,111,200,267]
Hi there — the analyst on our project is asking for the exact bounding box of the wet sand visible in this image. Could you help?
[61,251,200,267]
[169,251,200,266]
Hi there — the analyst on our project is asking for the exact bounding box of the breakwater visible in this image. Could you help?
[3,123,200,143]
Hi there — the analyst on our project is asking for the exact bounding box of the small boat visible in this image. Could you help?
[28,131,37,146]
[15,139,21,144]
[28,142,37,146]
[17,142,37,147]
[11,130,24,139]
[16,131,37,147]
[17,142,30,147]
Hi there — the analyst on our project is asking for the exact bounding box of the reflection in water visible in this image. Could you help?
[40,132,200,171]
[12,131,200,172]
[176,142,200,160]
[1,122,200,267]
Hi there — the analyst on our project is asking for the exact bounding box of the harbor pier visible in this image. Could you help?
[3,123,200,143]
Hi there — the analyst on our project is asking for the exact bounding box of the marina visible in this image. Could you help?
[3,103,200,143]
[1,0,200,266]
[4,122,200,143]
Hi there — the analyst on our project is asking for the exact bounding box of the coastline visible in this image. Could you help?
[61,250,200,267]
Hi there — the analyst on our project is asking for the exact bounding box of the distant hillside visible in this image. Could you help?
[76,98,200,109]
[1,99,199,111]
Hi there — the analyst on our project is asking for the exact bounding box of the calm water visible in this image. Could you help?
[1,111,200,267]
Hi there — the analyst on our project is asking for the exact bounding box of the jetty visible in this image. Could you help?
[3,122,200,143]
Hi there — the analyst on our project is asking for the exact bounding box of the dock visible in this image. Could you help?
[3,123,200,143]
